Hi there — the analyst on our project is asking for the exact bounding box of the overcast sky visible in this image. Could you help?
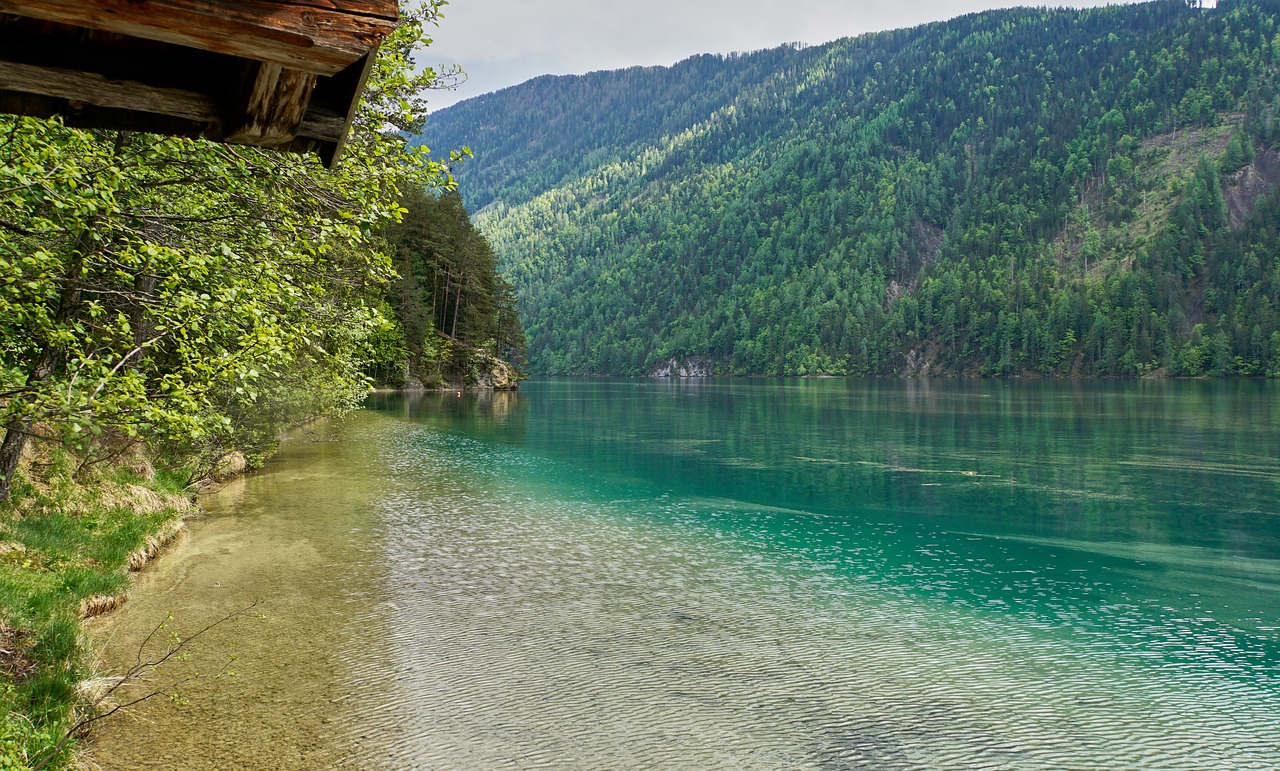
[420,1,1143,112]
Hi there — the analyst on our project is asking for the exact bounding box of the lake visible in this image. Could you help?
[90,378,1280,769]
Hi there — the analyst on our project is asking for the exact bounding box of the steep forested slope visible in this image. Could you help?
[421,0,1280,377]
[366,187,526,389]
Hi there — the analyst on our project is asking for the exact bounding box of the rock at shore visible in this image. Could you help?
[650,358,712,378]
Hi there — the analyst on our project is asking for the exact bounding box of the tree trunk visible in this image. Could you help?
[127,273,157,367]
[430,262,439,330]
[0,135,124,503]
[438,265,450,333]
[0,430,26,503]
[450,284,461,340]
[0,346,59,502]
[0,237,90,503]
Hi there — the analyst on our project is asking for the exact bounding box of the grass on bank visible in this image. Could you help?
[0,442,193,770]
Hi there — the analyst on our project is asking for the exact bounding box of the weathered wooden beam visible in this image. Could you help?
[0,91,217,139]
[0,59,346,145]
[317,49,376,168]
[224,62,316,146]
[0,59,219,123]
[298,111,346,143]
[0,0,399,75]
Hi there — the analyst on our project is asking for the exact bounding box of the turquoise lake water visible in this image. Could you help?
[92,378,1280,769]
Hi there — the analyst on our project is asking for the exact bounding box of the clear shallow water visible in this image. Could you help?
[91,379,1280,768]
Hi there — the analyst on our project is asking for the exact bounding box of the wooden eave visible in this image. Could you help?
[0,1,400,167]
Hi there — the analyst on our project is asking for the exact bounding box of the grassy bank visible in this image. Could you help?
[0,443,194,770]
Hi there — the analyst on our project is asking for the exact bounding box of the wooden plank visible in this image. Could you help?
[0,90,219,139]
[298,110,346,142]
[256,0,397,14]
[0,0,399,75]
[316,48,376,168]
[225,62,316,146]
[0,59,219,123]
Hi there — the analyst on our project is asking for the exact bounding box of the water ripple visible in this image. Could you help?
[319,423,1280,770]
[90,393,1280,770]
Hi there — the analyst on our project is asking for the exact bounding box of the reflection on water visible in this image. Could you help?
[93,379,1280,769]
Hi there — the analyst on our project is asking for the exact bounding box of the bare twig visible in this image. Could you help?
[31,601,262,770]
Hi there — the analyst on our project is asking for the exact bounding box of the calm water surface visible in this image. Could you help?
[91,379,1280,769]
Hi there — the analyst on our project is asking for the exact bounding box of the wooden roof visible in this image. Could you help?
[0,1,401,167]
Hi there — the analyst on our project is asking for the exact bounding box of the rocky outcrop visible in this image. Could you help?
[901,345,937,378]
[469,352,520,390]
[1225,146,1280,230]
[650,358,712,378]
[406,340,523,391]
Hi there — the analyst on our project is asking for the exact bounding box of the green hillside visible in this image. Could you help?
[420,0,1280,377]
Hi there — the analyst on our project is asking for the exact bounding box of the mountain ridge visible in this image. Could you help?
[421,0,1280,377]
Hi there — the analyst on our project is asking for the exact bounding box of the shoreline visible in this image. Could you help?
[0,440,271,769]
[77,515,190,621]
[516,371,1272,381]
[370,385,521,393]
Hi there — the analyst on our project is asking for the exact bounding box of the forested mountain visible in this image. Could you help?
[420,0,1280,377]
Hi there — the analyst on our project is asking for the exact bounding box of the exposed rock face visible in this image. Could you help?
[401,337,523,392]
[401,374,428,392]
[413,347,521,391]
[1225,147,1280,230]
[470,353,520,390]
[902,347,934,378]
[886,218,945,309]
[650,358,712,378]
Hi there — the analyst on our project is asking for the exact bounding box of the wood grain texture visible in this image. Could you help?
[0,0,399,74]
[0,59,219,122]
[316,48,375,167]
[0,59,348,147]
[298,111,346,142]
[225,62,316,145]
